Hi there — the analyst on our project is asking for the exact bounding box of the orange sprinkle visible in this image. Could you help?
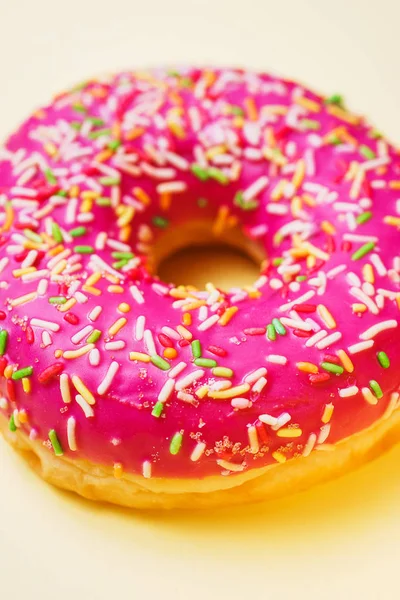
[1,203,14,232]
[94,149,113,162]
[82,285,102,296]
[160,192,171,211]
[388,181,400,190]
[107,285,124,294]
[4,365,13,379]
[326,105,360,125]
[18,409,28,424]
[321,220,336,235]
[289,247,309,259]
[321,403,334,424]
[119,226,131,243]
[113,463,123,479]
[182,312,192,326]
[163,347,178,360]
[118,303,131,313]
[295,96,321,113]
[176,325,193,340]
[133,187,151,206]
[292,160,306,189]
[126,127,145,141]
[212,205,230,236]
[69,185,80,198]
[337,349,354,373]
[47,244,65,257]
[317,304,336,329]
[218,306,238,326]
[296,362,318,374]
[244,97,258,121]
[383,216,400,227]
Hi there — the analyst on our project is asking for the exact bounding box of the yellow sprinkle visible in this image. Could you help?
[270,179,286,201]
[82,285,102,296]
[80,198,93,213]
[63,344,94,359]
[57,298,77,313]
[71,375,96,405]
[113,463,123,479]
[208,384,250,399]
[182,312,192,326]
[22,377,31,394]
[276,427,302,438]
[18,409,28,424]
[337,349,354,373]
[362,387,378,406]
[117,206,135,228]
[216,459,245,472]
[362,263,375,284]
[108,317,127,337]
[302,193,317,207]
[218,306,238,326]
[1,203,14,232]
[81,191,100,200]
[9,292,38,307]
[182,300,206,311]
[206,145,226,160]
[292,160,306,189]
[272,451,287,463]
[12,267,36,278]
[195,385,209,399]
[86,274,103,289]
[169,289,191,299]
[321,220,336,235]
[302,242,330,262]
[291,195,302,217]
[383,216,400,227]
[105,273,120,284]
[352,303,367,314]
[322,403,334,424]
[306,254,316,269]
[51,259,67,275]
[4,365,13,379]
[296,362,319,374]
[54,349,63,358]
[247,425,260,454]
[47,244,65,257]
[326,104,360,125]
[133,187,151,205]
[44,142,58,157]
[129,352,151,363]
[118,303,131,313]
[289,247,309,259]
[69,185,80,198]
[176,325,193,340]
[389,180,400,190]
[295,96,321,113]
[167,121,185,139]
[317,304,336,329]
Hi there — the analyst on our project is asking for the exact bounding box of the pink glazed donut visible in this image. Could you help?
[0,67,399,509]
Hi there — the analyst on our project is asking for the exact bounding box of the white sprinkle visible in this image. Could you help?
[161,326,180,341]
[41,331,52,347]
[198,305,208,321]
[30,318,60,332]
[74,291,88,304]
[343,233,378,243]
[305,330,327,348]
[97,361,119,396]
[177,391,197,404]
[231,398,252,409]
[144,329,157,355]
[89,348,100,366]
[280,317,312,331]
[359,320,397,340]
[71,325,93,345]
[217,459,245,472]
[190,441,206,462]
[348,340,374,354]
[198,314,219,331]
[95,232,107,251]
[135,315,146,341]
[302,433,317,457]
[175,370,205,391]
[142,461,152,478]
[130,285,144,304]
[156,181,187,194]
[315,331,342,350]
[350,287,379,314]
[21,250,38,269]
[0,397,8,410]
[88,305,102,322]
[382,392,400,420]
[326,264,347,279]
[266,354,288,365]
[360,156,390,171]
[362,387,378,405]
[168,361,187,379]
[271,412,291,430]
[369,253,387,276]
[242,175,269,202]
[13,409,20,428]
[279,289,315,312]
[75,394,94,418]
[158,378,175,403]
[0,257,9,274]
[105,340,125,351]
[318,424,331,444]
[60,373,71,404]
[252,376,267,394]
[339,386,359,398]
[67,417,77,451]
[266,203,289,215]
[244,367,268,384]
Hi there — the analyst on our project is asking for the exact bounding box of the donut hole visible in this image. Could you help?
[153,221,265,290]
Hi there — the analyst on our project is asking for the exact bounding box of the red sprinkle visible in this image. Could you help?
[255,420,269,445]
[7,379,15,402]
[342,241,352,253]
[207,345,227,357]
[309,372,331,384]
[293,329,312,338]
[0,311,6,320]
[158,333,174,348]
[178,339,190,347]
[323,354,340,365]
[0,357,7,376]
[243,327,266,336]
[26,326,35,345]
[64,313,79,325]
[293,303,316,313]
[38,362,65,384]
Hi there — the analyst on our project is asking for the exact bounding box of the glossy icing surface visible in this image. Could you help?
[0,67,399,479]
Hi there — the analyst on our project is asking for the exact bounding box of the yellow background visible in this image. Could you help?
[1,1,400,598]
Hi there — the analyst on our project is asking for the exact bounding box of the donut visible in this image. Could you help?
[0,67,399,510]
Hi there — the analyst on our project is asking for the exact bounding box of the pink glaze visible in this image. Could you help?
[0,67,399,479]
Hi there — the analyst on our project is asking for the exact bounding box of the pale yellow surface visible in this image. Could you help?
[1,0,400,598]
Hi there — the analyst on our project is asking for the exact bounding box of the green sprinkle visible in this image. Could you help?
[0,330,9,355]
[212,367,233,378]
[197,197,208,208]
[181,77,193,88]
[111,252,134,260]
[191,164,209,181]
[151,401,164,418]
[107,139,122,151]
[71,80,90,92]
[88,128,112,139]
[70,121,82,131]
[56,190,68,197]
[11,366,33,380]
[267,324,276,341]
[230,105,245,116]
[296,275,308,282]
[24,229,42,244]
[327,134,342,146]
[369,380,383,399]
[48,296,67,305]
[272,318,286,336]
[369,129,382,140]
[86,329,102,344]
[96,197,112,206]
[234,191,258,211]
[48,429,63,456]
[44,168,57,185]
[72,103,87,114]
[208,167,229,185]
[86,116,105,126]
[272,257,284,267]
[51,222,63,243]
[325,94,344,106]
[321,362,344,375]
[9,414,16,432]
[74,245,94,254]
[194,358,217,368]
[169,431,183,455]
[359,145,376,160]
[356,211,373,225]
[299,118,320,130]
[113,259,129,270]
[377,351,390,369]
[150,355,170,371]
[191,340,202,359]
[69,226,87,238]
[351,242,375,261]
[98,176,121,186]
[152,216,169,228]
